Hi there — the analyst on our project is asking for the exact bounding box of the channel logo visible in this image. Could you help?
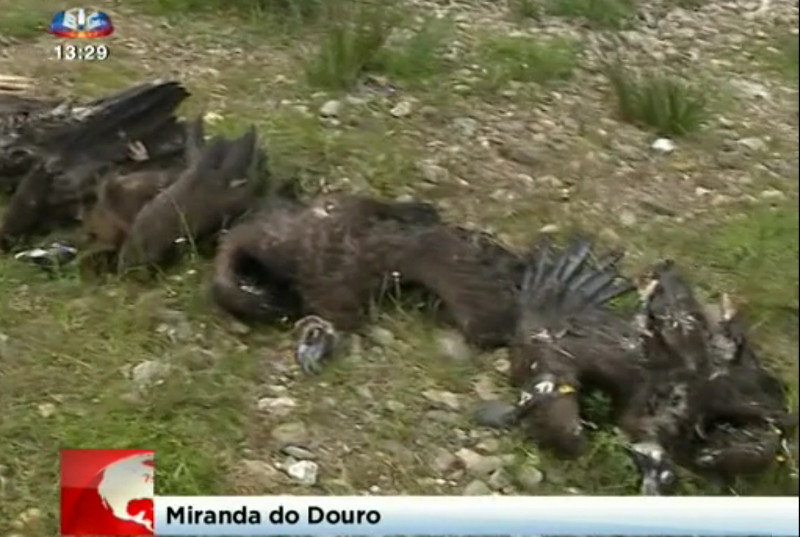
[60,449,154,535]
[50,8,114,39]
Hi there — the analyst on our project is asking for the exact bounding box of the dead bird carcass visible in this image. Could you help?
[0,79,190,249]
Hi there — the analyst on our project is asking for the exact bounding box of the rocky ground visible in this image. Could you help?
[1,0,798,534]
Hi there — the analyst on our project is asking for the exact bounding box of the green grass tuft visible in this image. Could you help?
[607,64,709,136]
[542,0,637,29]
[508,0,543,21]
[304,3,398,90]
[134,0,323,24]
[368,18,453,87]
[478,35,581,91]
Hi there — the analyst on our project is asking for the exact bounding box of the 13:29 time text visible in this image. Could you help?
[54,44,109,61]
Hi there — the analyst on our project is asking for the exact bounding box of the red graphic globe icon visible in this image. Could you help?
[61,450,154,536]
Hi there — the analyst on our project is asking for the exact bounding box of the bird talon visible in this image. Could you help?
[293,315,337,375]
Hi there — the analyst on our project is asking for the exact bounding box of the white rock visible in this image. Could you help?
[422,390,461,411]
[130,360,171,389]
[539,224,560,234]
[695,186,712,197]
[286,460,318,485]
[651,138,676,154]
[389,100,413,118]
[319,100,342,118]
[37,403,56,418]
[257,396,297,414]
[463,479,492,495]
[738,137,768,152]
[760,189,786,202]
[619,210,638,228]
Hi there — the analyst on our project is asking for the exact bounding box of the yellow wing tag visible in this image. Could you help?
[558,384,575,395]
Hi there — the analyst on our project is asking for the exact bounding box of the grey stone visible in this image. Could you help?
[462,479,492,495]
[271,421,310,446]
[286,460,318,485]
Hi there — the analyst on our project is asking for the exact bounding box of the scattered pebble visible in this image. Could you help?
[738,136,768,152]
[462,479,492,495]
[11,507,41,530]
[239,459,282,484]
[475,438,501,454]
[473,373,498,401]
[271,421,310,447]
[419,160,450,184]
[539,224,560,234]
[423,389,461,411]
[515,465,544,492]
[0,332,9,360]
[368,326,395,347]
[618,210,637,228]
[257,396,297,416]
[759,188,786,202]
[389,100,413,118]
[452,117,479,137]
[286,460,318,486]
[130,360,171,390]
[281,445,316,460]
[455,448,503,476]
[319,100,342,118]
[487,468,512,490]
[651,138,676,154]
[436,330,471,362]
[429,448,460,473]
[37,402,56,418]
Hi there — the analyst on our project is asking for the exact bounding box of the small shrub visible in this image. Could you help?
[135,0,323,22]
[368,18,453,86]
[305,3,398,90]
[607,64,709,136]
[508,0,543,21]
[544,0,637,29]
[479,35,581,90]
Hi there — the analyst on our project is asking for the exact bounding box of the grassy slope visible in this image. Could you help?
[1,0,798,533]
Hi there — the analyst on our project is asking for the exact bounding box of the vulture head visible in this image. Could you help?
[294,315,338,374]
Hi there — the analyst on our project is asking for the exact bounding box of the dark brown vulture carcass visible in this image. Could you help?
[474,244,796,494]
[620,261,797,495]
[0,79,190,249]
[116,120,266,273]
[211,193,524,373]
[79,116,208,269]
[474,237,639,458]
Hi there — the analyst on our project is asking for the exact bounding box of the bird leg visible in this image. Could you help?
[293,315,339,375]
[625,440,678,496]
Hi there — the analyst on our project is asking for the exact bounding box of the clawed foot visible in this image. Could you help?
[626,441,678,496]
[293,315,338,375]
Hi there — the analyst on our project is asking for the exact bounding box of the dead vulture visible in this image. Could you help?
[211,193,523,373]
[476,246,796,494]
[620,261,797,495]
[475,237,638,458]
[80,116,207,263]
[116,120,265,273]
[0,79,189,249]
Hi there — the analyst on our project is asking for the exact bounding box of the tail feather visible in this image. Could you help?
[520,237,635,325]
